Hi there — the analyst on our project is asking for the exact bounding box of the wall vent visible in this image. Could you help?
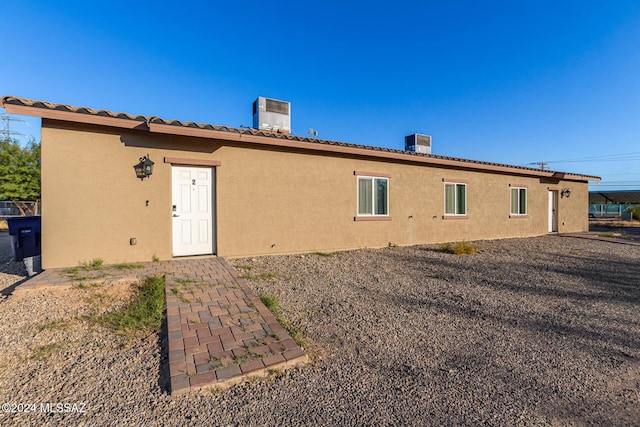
[405,133,432,154]
[252,96,291,134]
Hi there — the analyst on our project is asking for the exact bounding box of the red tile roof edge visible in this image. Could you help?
[0,96,601,181]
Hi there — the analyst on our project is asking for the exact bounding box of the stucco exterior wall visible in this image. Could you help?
[41,120,589,268]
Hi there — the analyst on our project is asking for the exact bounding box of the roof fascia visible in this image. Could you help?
[3,101,598,183]
[2,103,149,130]
[148,122,597,182]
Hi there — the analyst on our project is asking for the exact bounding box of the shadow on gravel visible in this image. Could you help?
[411,245,640,305]
[390,290,639,354]
[589,222,640,242]
[157,313,171,394]
[383,247,640,356]
[1,277,30,296]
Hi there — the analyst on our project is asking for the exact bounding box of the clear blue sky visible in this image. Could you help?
[2,1,639,190]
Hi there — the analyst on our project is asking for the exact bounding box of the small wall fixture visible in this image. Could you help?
[134,154,155,180]
[561,188,571,198]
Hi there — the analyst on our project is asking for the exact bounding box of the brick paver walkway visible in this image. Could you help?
[16,257,308,395]
[159,258,307,394]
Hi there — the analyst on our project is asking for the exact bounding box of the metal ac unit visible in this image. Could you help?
[405,133,432,154]
[252,96,291,134]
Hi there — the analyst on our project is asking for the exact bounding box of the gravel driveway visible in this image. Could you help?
[0,234,638,426]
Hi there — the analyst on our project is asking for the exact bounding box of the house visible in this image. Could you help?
[1,96,600,269]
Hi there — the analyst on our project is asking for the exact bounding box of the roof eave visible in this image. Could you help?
[2,97,600,183]
[1,100,148,130]
[147,122,599,182]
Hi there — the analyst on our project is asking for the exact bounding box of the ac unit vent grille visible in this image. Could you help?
[416,134,431,147]
[266,99,289,115]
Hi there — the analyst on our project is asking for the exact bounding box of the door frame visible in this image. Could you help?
[548,190,558,233]
[171,165,216,256]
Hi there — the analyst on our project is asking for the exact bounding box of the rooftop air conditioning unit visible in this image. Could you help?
[252,96,291,134]
[405,133,432,154]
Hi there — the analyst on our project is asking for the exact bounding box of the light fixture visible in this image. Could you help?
[561,188,571,198]
[134,154,154,180]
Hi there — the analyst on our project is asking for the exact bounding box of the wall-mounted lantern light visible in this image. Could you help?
[561,188,571,198]
[134,155,154,180]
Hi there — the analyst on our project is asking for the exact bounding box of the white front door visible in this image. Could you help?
[172,166,215,256]
[548,190,558,233]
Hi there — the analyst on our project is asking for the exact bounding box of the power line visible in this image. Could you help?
[552,157,640,163]
[597,172,640,177]
[539,151,640,164]
[589,184,640,188]
[529,161,548,170]
[0,113,30,141]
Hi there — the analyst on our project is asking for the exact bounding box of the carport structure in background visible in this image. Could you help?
[589,190,640,218]
[589,190,640,204]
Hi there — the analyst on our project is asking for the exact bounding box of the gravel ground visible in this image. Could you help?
[589,221,640,242]
[0,233,638,426]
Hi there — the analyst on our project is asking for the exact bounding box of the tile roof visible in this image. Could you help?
[1,96,147,122]
[1,96,600,181]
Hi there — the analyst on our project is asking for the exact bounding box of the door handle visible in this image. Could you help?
[172,214,180,217]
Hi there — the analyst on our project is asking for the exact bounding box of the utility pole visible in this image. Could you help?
[532,162,548,170]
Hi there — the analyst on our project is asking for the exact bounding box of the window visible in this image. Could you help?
[358,176,388,216]
[445,182,466,215]
[511,187,527,215]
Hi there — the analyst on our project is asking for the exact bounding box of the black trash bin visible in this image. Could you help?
[6,216,41,262]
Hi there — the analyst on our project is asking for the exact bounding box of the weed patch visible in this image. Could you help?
[208,385,224,394]
[440,241,477,255]
[260,294,306,348]
[597,232,617,238]
[314,252,337,257]
[243,272,277,281]
[64,271,108,282]
[113,263,145,270]
[439,243,452,253]
[30,343,64,361]
[97,275,166,337]
[37,319,74,332]
[72,281,103,289]
[170,287,191,303]
[81,258,105,270]
[63,259,108,281]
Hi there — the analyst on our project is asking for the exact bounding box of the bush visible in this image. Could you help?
[440,241,478,255]
[626,205,640,220]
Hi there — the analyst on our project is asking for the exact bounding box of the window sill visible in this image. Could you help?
[442,215,468,220]
[354,216,392,221]
[509,214,528,219]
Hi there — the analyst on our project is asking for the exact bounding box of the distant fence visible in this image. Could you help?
[0,201,40,217]
[589,203,636,218]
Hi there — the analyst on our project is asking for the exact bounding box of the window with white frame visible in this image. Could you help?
[444,182,467,215]
[357,176,388,216]
[510,187,527,215]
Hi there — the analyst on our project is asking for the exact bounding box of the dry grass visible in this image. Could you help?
[440,241,478,255]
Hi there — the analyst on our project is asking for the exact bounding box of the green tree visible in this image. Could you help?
[0,137,41,214]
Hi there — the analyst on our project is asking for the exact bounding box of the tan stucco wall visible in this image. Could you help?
[41,120,590,268]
